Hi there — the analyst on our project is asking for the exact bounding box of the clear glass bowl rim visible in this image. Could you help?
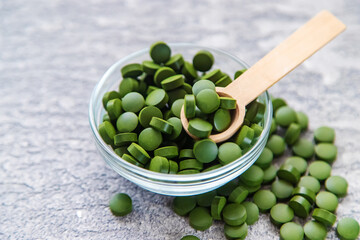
[89,42,273,184]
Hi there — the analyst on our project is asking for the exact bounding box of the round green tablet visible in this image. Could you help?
[114,146,129,157]
[292,186,316,204]
[289,195,311,218]
[167,117,183,140]
[171,99,184,118]
[119,78,139,98]
[165,53,184,72]
[270,203,294,226]
[275,106,297,127]
[216,179,239,197]
[296,111,309,131]
[224,223,248,239]
[154,146,179,159]
[149,117,174,134]
[161,74,185,91]
[127,142,151,165]
[145,88,169,109]
[180,235,199,240]
[284,156,307,175]
[245,101,265,123]
[211,196,227,220]
[222,203,247,226]
[102,91,120,109]
[235,125,255,150]
[149,41,171,64]
[242,201,259,225]
[218,142,242,165]
[312,208,337,226]
[314,143,337,163]
[316,191,338,212]
[215,74,232,87]
[251,123,263,138]
[122,153,144,167]
[122,92,144,113]
[337,217,360,240]
[228,186,249,204]
[116,112,138,132]
[325,176,348,197]
[179,149,195,159]
[193,50,214,72]
[138,127,162,151]
[106,98,122,121]
[184,94,196,118]
[213,108,231,132]
[172,196,196,216]
[196,190,217,207]
[292,138,315,159]
[138,106,163,128]
[179,159,203,171]
[304,220,327,240]
[109,193,132,216]
[308,161,332,181]
[263,165,277,184]
[255,147,273,169]
[142,60,161,75]
[188,118,213,138]
[277,164,301,185]
[284,123,301,145]
[182,61,198,81]
[149,156,169,173]
[121,63,143,78]
[280,222,304,240]
[192,80,216,96]
[253,190,276,212]
[168,160,178,174]
[266,134,286,156]
[193,139,218,163]
[168,88,187,105]
[153,67,176,86]
[196,89,220,114]
[298,176,321,193]
[189,207,213,231]
[271,179,294,200]
[220,97,237,110]
[270,118,277,135]
[314,126,335,143]
[202,69,223,83]
[272,98,287,114]
[98,121,116,145]
[240,165,264,187]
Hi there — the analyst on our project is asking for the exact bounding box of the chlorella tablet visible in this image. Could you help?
[98,121,116,145]
[304,220,327,240]
[167,117,183,140]
[116,112,138,132]
[150,41,171,64]
[138,106,163,128]
[145,88,169,108]
[138,127,162,151]
[277,164,300,185]
[239,165,264,187]
[218,142,242,165]
[192,79,215,96]
[284,156,307,175]
[222,203,247,226]
[182,61,198,81]
[211,196,227,220]
[196,89,220,114]
[193,50,214,72]
[119,78,139,98]
[315,191,338,212]
[196,190,217,207]
[263,165,277,184]
[292,187,316,204]
[253,190,276,212]
[292,138,315,159]
[127,143,150,165]
[109,193,132,216]
[266,134,286,156]
[255,147,273,169]
[325,175,348,197]
[188,118,213,138]
[165,53,184,72]
[184,94,196,118]
[337,217,360,240]
[235,125,255,150]
[312,208,337,226]
[224,223,248,239]
[102,91,120,109]
[296,111,309,131]
[270,203,294,226]
[213,108,231,132]
[161,74,185,91]
[272,97,287,114]
[275,106,297,127]
[149,117,174,134]
[216,179,238,197]
[314,143,337,163]
[228,186,249,204]
[308,161,332,181]
[280,222,304,240]
[314,126,335,143]
[189,207,213,231]
[171,99,184,118]
[298,176,321,193]
[154,146,179,159]
[289,195,311,218]
[172,196,196,216]
[284,123,301,145]
[271,179,294,200]
[121,63,143,78]
[149,156,169,173]
[193,139,218,163]
[242,201,259,225]
[106,98,122,121]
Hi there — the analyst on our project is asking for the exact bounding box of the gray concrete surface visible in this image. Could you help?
[1,0,360,239]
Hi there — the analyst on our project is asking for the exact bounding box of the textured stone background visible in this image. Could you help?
[1,0,360,239]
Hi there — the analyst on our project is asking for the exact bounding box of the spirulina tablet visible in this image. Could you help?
[314,143,337,163]
[222,203,247,226]
[145,88,169,108]
[298,176,321,193]
[235,125,255,150]
[284,156,307,175]
[182,61,198,81]
[215,74,232,87]
[138,106,163,128]
[216,179,239,197]
[296,111,309,131]
[102,91,120,109]
[109,193,132,216]
[122,154,144,167]
[161,74,185,91]
[289,195,311,218]
[314,126,335,143]
[266,134,286,156]
[193,50,214,72]
[106,98,122,121]
[121,63,143,78]
[180,235,199,240]
[308,161,332,181]
[272,98,287,114]
[270,203,294,226]
[122,92,144,113]
[242,201,259,225]
[98,121,116,145]
[192,79,215,96]
[179,159,203,171]
[218,142,242,165]
[292,138,315,159]
[211,196,227,220]
[142,60,161,75]
[149,156,169,173]
[280,222,304,240]
[325,175,348,197]
[189,207,213,231]
[292,187,316,204]
[224,223,248,239]
[149,41,171,64]
[172,196,196,216]
[337,217,360,240]
[304,220,327,240]
[213,108,231,132]
[263,165,277,184]
[188,118,213,138]
[255,147,273,169]
[149,117,174,134]
[284,123,301,145]
[116,112,138,132]
[275,106,297,127]
[193,139,218,163]
[138,127,162,151]
[196,89,220,114]
[167,117,183,140]
[253,190,276,212]
[154,146,179,159]
[316,191,338,212]
[228,186,249,204]
[127,142,151,165]
[239,165,264,187]
[119,78,139,98]
[165,53,184,72]
[271,179,294,200]
[171,99,184,118]
[184,94,196,118]
[312,208,337,226]
[277,164,301,185]
[220,97,237,110]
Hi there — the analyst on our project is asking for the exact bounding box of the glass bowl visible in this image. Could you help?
[89,43,273,196]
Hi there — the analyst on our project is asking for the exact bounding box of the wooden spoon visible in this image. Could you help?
[180,10,346,143]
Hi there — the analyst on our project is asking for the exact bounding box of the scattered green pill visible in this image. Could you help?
[292,186,316,204]
[295,111,308,131]
[262,165,277,184]
[314,126,335,143]
[325,175,348,197]
[165,53,184,72]
[193,139,218,163]
[196,190,217,207]
[224,223,248,239]
[280,222,304,240]
[211,196,227,220]
[308,161,332,181]
[242,201,259,225]
[314,143,337,163]
[172,196,196,216]
[304,220,327,240]
[277,164,301,185]
[255,147,273,169]
[145,88,169,108]
[271,179,294,200]
[266,134,286,156]
[228,186,249,204]
[235,125,255,150]
[298,176,321,193]
[312,208,337,226]
[284,123,301,145]
[189,207,213,231]
[337,217,360,240]
[218,142,242,165]
[316,191,338,212]
[193,50,214,72]
[149,41,171,64]
[161,74,184,91]
[109,193,132,216]
[289,195,311,218]
[222,203,247,226]
[253,189,276,212]
[275,106,297,127]
[284,156,307,175]
[270,203,294,226]
[292,138,314,159]
[272,97,287,114]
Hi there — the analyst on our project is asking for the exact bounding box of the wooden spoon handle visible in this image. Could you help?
[224,10,346,105]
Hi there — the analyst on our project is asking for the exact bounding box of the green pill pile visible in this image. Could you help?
[98,41,265,174]
[171,96,359,240]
